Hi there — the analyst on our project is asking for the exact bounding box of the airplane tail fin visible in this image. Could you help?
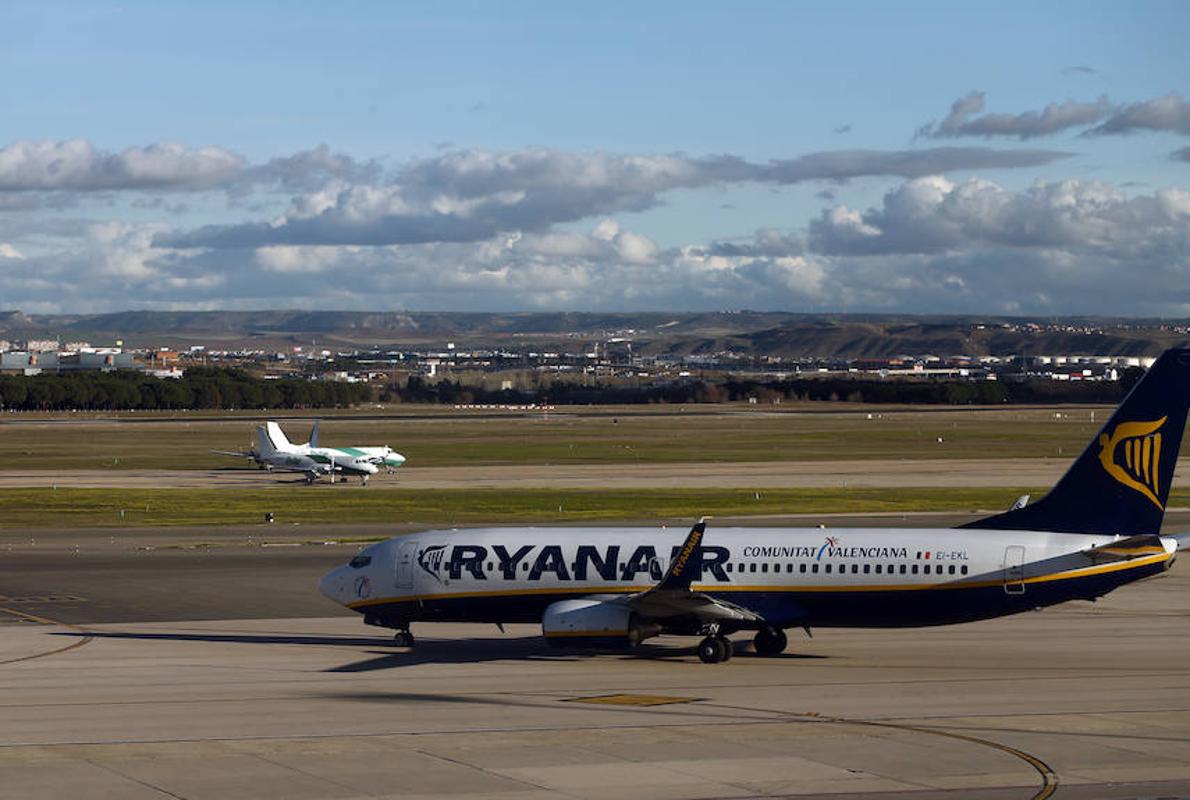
[309,419,320,448]
[265,421,292,449]
[964,349,1190,536]
[257,422,288,456]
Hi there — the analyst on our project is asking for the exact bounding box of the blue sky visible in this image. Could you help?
[0,1,1188,314]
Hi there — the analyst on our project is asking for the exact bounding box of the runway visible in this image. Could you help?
[7,456,1190,489]
[2,522,1189,799]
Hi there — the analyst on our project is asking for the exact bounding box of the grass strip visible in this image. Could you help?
[0,486,1088,528]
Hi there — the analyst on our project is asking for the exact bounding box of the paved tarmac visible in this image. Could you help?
[4,457,1190,490]
[1,520,1189,799]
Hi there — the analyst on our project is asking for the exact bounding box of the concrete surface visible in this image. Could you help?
[2,523,1189,799]
[9,457,1190,490]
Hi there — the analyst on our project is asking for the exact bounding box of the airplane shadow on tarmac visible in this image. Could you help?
[51,630,829,672]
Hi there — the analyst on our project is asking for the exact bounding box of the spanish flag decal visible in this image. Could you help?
[1098,417,1166,509]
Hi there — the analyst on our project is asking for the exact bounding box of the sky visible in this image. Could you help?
[1,1,1188,316]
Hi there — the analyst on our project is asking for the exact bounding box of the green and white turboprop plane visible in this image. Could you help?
[214,420,406,484]
[307,420,407,473]
[256,421,380,485]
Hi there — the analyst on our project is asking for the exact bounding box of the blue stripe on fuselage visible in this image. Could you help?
[350,556,1171,631]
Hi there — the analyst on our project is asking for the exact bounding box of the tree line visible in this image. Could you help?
[0,367,1141,411]
[385,372,1137,406]
[0,368,370,411]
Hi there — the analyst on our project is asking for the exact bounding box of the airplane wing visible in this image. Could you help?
[624,519,763,625]
[210,449,259,460]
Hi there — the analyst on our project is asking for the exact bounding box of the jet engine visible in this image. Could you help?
[541,597,659,649]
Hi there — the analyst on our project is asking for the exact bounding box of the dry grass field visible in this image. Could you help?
[0,403,1173,528]
[0,404,1111,471]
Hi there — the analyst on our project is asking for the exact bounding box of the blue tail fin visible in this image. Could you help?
[964,349,1190,536]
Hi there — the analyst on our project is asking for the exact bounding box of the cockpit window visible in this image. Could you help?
[349,555,372,569]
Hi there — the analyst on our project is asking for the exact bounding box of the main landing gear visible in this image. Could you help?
[392,629,415,647]
[696,624,734,663]
[753,626,788,657]
[697,635,733,663]
[697,625,789,663]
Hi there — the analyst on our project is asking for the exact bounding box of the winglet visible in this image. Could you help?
[655,518,707,592]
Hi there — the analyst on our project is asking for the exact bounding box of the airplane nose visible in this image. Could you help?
[319,567,346,603]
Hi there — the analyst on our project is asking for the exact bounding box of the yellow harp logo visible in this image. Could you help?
[1097,417,1166,509]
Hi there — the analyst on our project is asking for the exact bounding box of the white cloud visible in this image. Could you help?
[920,91,1112,139]
[809,176,1190,256]
[155,146,1072,249]
[1089,93,1190,136]
[0,243,24,259]
[0,139,244,192]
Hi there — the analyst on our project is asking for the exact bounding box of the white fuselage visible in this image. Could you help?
[320,526,1177,630]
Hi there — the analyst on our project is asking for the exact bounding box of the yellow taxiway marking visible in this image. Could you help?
[0,606,94,666]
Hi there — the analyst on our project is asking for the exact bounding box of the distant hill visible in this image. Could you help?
[2,310,1188,358]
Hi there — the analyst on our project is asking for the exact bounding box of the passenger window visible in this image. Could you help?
[811,563,819,574]
[522,562,529,571]
[749,563,757,573]
[800,563,807,573]
[948,565,956,575]
[851,564,859,574]
[786,563,794,573]
[900,564,907,574]
[487,562,493,571]
[875,564,882,574]
[825,564,832,574]
[761,563,768,573]
[911,565,919,575]
[961,565,969,575]
[863,564,871,574]
[725,563,733,573]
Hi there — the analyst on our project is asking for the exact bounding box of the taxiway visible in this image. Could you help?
[1,520,1188,799]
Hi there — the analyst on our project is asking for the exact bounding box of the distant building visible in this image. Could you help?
[1,348,136,375]
[58,349,137,372]
[1,351,58,375]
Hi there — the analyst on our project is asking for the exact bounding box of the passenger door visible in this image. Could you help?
[396,539,418,592]
[1003,545,1025,595]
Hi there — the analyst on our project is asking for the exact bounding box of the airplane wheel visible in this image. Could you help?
[698,636,732,664]
[393,631,415,647]
[754,627,788,657]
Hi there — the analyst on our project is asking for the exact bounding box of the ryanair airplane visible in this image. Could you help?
[320,349,1190,663]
